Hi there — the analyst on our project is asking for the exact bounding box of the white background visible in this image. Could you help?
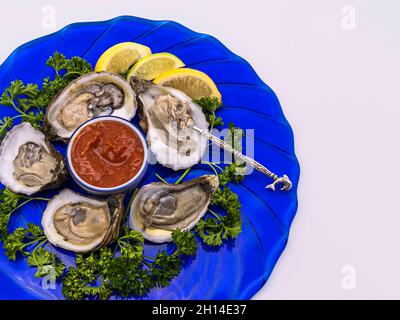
[1,0,399,299]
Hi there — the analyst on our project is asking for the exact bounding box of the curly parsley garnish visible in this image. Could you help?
[0,52,92,133]
[3,222,65,279]
[195,161,247,247]
[194,96,223,130]
[62,228,197,300]
[0,188,49,240]
[0,80,43,129]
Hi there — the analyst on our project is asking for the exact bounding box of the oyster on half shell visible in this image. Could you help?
[44,72,137,142]
[129,174,219,243]
[42,189,124,253]
[0,122,68,195]
[130,77,208,171]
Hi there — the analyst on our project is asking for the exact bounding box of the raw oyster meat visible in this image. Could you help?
[42,189,124,253]
[0,122,68,195]
[129,174,219,243]
[44,72,137,142]
[130,77,208,170]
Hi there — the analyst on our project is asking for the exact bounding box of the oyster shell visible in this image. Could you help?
[0,122,68,195]
[130,77,208,170]
[42,189,124,253]
[129,174,219,243]
[44,72,137,142]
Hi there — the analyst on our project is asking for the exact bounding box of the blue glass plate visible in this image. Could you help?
[0,16,300,300]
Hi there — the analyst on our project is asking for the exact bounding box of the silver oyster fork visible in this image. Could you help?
[191,126,292,191]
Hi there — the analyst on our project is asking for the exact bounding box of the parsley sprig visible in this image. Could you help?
[0,188,49,240]
[32,52,92,110]
[62,228,197,300]
[227,122,244,152]
[0,80,43,129]
[218,161,247,186]
[196,162,246,246]
[0,116,17,140]
[0,189,62,279]
[3,223,65,279]
[0,52,92,133]
[194,96,223,130]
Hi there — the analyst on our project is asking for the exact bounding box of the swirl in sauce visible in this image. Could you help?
[71,120,144,188]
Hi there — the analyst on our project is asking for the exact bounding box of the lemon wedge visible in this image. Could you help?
[153,68,221,99]
[95,42,151,74]
[127,53,185,81]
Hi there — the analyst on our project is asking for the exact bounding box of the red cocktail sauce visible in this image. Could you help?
[71,120,144,188]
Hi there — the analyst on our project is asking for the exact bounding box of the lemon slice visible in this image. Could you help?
[95,42,151,74]
[127,53,185,81]
[153,68,221,99]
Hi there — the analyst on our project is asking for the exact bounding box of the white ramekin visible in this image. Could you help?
[67,116,148,195]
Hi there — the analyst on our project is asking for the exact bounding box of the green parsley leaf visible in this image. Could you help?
[3,227,29,260]
[196,185,243,246]
[62,229,197,300]
[0,188,26,239]
[193,96,223,129]
[172,229,197,256]
[62,248,113,300]
[0,80,39,111]
[0,51,92,134]
[117,229,144,262]
[150,250,181,287]
[218,162,247,186]
[29,76,65,110]
[0,188,49,240]
[227,122,244,151]
[27,247,65,278]
[32,53,92,110]
[64,56,92,80]
[26,222,45,239]
[196,218,223,246]
[2,222,49,268]
[22,111,44,129]
[107,259,154,297]
[212,187,241,216]
[46,51,68,74]
[0,80,42,128]
[0,117,14,140]
[149,229,197,287]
